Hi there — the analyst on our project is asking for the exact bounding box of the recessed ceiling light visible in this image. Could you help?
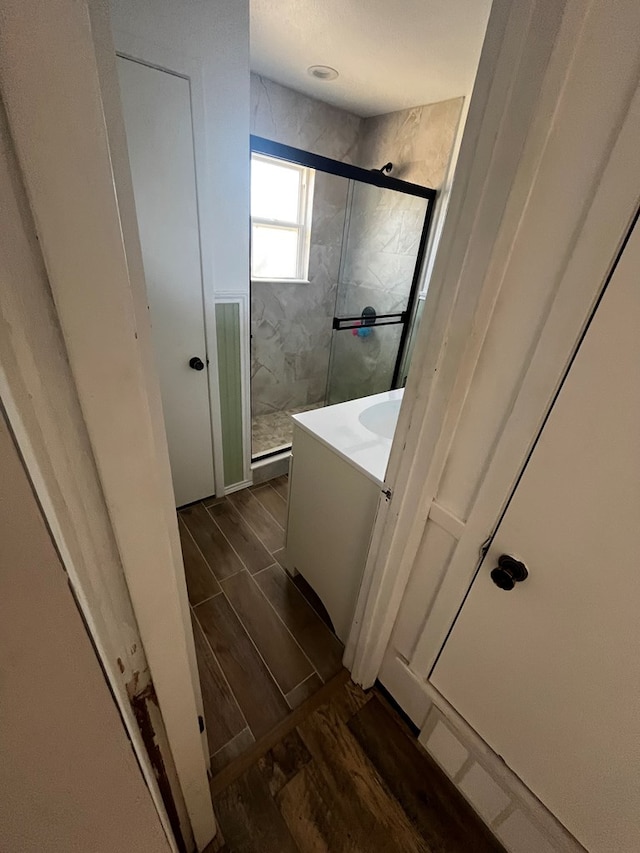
[307,65,339,81]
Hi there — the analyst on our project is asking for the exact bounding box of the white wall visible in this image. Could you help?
[0,410,170,853]
[110,0,250,298]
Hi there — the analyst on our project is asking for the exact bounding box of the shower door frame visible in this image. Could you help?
[249,135,436,458]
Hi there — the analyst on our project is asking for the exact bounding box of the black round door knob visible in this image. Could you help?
[490,554,528,591]
[189,356,205,371]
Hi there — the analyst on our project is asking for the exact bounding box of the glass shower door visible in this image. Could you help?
[326,181,430,405]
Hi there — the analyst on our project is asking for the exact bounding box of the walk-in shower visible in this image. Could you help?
[250,136,436,460]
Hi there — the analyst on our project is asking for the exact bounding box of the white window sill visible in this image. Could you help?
[251,278,310,285]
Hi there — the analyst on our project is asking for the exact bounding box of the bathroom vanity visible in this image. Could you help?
[284,389,403,641]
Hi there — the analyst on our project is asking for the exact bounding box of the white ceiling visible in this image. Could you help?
[250,0,492,117]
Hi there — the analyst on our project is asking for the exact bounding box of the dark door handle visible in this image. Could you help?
[189,356,205,371]
[490,554,528,590]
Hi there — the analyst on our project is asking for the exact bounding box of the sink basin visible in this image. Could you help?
[358,398,402,439]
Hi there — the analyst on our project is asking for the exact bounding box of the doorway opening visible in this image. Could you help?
[111,0,491,802]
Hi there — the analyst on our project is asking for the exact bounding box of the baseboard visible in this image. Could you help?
[378,654,583,853]
[419,680,584,853]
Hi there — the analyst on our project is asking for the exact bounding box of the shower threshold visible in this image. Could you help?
[252,403,324,459]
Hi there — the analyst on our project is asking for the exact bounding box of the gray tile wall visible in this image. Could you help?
[327,185,428,404]
[251,171,349,415]
[359,97,464,186]
[250,74,362,163]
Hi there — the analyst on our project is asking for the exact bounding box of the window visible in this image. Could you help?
[250,153,315,281]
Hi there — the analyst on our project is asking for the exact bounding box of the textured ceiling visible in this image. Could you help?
[250,0,492,117]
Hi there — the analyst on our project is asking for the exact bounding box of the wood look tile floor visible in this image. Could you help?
[206,680,507,853]
[183,478,506,852]
[178,476,345,777]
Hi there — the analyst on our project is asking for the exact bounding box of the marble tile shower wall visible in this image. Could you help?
[331,98,462,403]
[250,74,363,163]
[335,96,463,368]
[251,171,349,415]
[338,186,428,317]
[358,97,464,187]
[250,74,464,415]
[328,185,429,404]
[250,75,362,416]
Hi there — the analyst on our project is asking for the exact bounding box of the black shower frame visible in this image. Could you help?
[250,135,437,459]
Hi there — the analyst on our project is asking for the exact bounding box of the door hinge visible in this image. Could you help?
[382,487,393,502]
[198,715,204,734]
[479,535,492,560]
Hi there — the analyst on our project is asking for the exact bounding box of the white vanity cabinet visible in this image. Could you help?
[283,389,402,642]
[285,425,380,641]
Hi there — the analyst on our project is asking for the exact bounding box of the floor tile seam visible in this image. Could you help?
[191,589,223,608]
[250,483,289,529]
[178,512,223,588]
[190,603,251,735]
[231,567,325,686]
[284,670,321,704]
[227,493,285,559]
[216,576,303,708]
[208,726,253,764]
[202,502,265,575]
[251,562,279,577]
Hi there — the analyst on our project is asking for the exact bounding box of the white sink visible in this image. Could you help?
[293,388,403,486]
[358,398,402,439]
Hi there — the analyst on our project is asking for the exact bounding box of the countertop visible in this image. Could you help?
[291,388,404,487]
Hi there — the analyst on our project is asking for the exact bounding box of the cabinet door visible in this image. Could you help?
[431,218,640,851]
[286,426,379,641]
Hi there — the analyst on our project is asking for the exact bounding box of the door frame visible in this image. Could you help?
[0,0,216,849]
[0,105,186,853]
[214,290,254,490]
[347,0,640,687]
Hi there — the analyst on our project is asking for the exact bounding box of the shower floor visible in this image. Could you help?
[252,403,324,458]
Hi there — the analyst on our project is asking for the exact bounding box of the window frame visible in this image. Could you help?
[250,152,315,284]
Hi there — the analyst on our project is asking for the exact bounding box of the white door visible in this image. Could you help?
[431,216,640,852]
[117,57,215,506]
